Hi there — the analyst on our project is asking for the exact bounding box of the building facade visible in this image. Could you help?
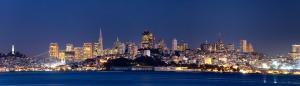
[83,43,93,59]
[49,43,59,58]
[289,44,300,59]
[140,30,155,49]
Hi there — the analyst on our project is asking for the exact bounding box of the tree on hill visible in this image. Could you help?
[105,57,134,67]
[134,56,166,66]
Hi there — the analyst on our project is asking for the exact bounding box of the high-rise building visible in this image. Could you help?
[119,43,126,54]
[74,47,83,61]
[227,44,235,51]
[289,44,300,59]
[93,43,100,56]
[240,40,254,53]
[98,29,104,51]
[157,39,166,50]
[140,30,155,49]
[125,42,138,59]
[58,51,65,61]
[113,37,126,54]
[200,41,212,52]
[83,43,93,59]
[240,40,248,53]
[63,43,75,62]
[94,28,104,56]
[131,45,138,58]
[247,43,254,53]
[216,39,226,52]
[49,43,59,58]
[172,38,178,51]
[291,45,300,53]
[65,51,75,61]
[65,43,74,52]
[177,41,188,51]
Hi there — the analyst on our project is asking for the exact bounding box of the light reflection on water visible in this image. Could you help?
[0,72,299,86]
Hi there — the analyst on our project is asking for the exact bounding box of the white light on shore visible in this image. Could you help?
[44,60,66,68]
[261,63,270,69]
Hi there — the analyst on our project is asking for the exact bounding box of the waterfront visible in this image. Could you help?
[0,72,299,86]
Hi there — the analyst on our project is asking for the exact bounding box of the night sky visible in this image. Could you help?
[0,0,300,56]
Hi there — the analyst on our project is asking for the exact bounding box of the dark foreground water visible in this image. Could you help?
[0,71,299,86]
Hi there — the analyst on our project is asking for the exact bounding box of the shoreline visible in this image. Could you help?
[1,69,300,76]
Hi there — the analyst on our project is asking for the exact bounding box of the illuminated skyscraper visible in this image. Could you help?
[172,38,178,51]
[74,47,83,61]
[65,43,74,52]
[83,43,93,59]
[64,43,75,62]
[49,43,59,58]
[289,44,300,59]
[99,28,104,51]
[291,45,300,53]
[240,40,254,53]
[58,51,65,61]
[94,28,104,56]
[240,40,248,53]
[140,30,155,49]
[247,43,254,53]
[93,43,100,56]
[177,41,188,51]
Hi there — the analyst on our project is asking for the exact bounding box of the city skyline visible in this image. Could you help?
[1,0,300,56]
[2,1,300,85]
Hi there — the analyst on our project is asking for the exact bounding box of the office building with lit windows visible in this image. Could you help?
[83,43,93,59]
[49,43,59,58]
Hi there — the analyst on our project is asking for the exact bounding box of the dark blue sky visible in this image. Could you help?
[0,0,300,56]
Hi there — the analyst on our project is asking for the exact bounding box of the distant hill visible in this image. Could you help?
[0,52,35,67]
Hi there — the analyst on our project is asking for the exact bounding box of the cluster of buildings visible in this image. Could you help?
[48,29,199,63]
[0,27,295,75]
[48,29,258,69]
[0,29,299,74]
[49,29,139,63]
[45,28,300,75]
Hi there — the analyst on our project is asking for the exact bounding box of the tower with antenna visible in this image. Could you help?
[93,28,104,56]
[99,28,104,51]
[12,44,15,55]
